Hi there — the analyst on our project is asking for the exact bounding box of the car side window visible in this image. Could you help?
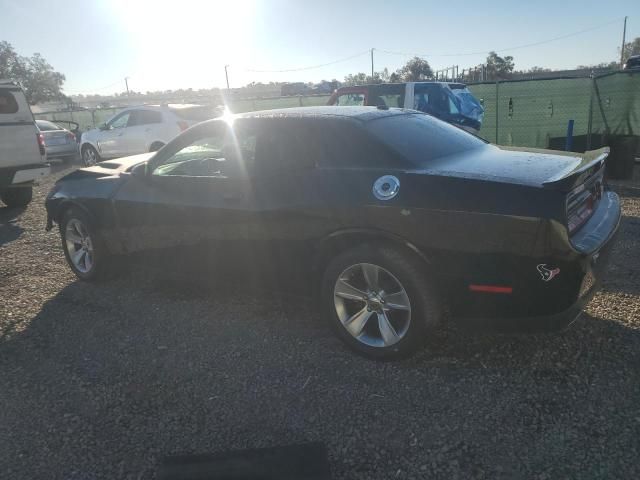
[315,122,404,169]
[414,84,447,115]
[0,91,19,114]
[369,85,405,108]
[253,123,316,175]
[108,112,130,129]
[335,93,365,106]
[129,110,162,127]
[152,123,257,178]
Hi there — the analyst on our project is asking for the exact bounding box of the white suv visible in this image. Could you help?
[80,104,217,166]
[0,80,49,208]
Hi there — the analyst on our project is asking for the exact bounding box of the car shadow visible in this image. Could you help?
[0,206,26,246]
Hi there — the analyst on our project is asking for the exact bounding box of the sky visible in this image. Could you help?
[1,0,638,95]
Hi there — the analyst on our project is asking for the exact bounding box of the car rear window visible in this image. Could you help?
[335,93,365,106]
[366,113,486,165]
[170,106,216,122]
[36,120,63,131]
[0,91,19,114]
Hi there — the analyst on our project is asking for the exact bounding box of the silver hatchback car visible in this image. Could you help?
[36,119,79,162]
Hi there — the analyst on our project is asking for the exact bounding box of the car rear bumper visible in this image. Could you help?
[458,191,621,333]
[0,164,50,188]
[46,143,78,158]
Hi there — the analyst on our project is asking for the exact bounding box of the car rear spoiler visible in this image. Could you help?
[542,147,609,191]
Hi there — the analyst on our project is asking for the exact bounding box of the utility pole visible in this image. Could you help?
[370,48,375,80]
[124,77,130,97]
[620,16,628,68]
[224,65,230,90]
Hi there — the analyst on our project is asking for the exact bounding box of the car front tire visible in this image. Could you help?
[321,243,442,360]
[60,207,116,281]
[81,145,100,167]
[0,187,33,208]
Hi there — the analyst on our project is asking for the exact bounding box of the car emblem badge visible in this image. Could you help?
[373,175,400,200]
[537,264,560,282]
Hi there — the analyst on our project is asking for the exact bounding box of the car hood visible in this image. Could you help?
[84,152,155,174]
[427,144,607,190]
[57,152,155,183]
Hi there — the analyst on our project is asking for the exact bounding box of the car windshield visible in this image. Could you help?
[366,113,487,165]
[36,120,63,131]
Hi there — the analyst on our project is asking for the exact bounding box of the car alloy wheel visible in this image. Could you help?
[333,262,411,348]
[82,147,97,166]
[64,218,94,274]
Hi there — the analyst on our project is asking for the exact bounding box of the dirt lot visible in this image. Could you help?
[1,165,639,479]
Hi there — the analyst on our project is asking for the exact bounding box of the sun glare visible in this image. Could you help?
[107,0,257,90]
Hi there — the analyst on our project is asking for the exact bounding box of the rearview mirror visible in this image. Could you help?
[99,123,110,131]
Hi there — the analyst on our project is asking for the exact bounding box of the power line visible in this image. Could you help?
[242,50,370,73]
[378,17,624,58]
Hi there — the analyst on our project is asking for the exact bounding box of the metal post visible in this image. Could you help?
[565,119,574,151]
[224,65,230,90]
[620,16,628,68]
[370,48,375,79]
[124,77,130,97]
[495,81,499,144]
[587,75,595,150]
[91,109,96,128]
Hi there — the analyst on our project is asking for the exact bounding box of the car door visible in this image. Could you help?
[97,111,131,158]
[122,109,163,155]
[112,120,258,259]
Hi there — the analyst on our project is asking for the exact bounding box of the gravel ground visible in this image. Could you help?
[1,165,640,480]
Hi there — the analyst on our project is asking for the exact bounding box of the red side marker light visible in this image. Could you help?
[469,284,513,294]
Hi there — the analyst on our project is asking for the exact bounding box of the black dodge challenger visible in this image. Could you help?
[45,107,621,359]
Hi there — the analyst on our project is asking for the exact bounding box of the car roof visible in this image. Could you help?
[119,104,204,111]
[234,106,415,123]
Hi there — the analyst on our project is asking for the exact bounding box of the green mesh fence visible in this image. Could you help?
[468,71,640,151]
[227,95,331,113]
[591,71,640,137]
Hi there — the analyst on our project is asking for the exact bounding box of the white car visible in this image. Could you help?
[0,79,49,208]
[80,104,217,166]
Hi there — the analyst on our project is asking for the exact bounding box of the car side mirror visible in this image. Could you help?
[99,123,110,131]
[130,162,149,180]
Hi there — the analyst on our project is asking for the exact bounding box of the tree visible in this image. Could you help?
[394,57,433,82]
[342,68,397,86]
[485,51,514,80]
[0,41,65,104]
[621,36,640,62]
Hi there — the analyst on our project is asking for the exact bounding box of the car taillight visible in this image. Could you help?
[37,133,46,156]
[566,174,603,234]
[66,132,76,142]
[177,121,189,131]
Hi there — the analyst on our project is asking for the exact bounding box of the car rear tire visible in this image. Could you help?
[321,243,441,360]
[81,145,100,167]
[60,207,116,281]
[149,142,165,152]
[0,187,33,208]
